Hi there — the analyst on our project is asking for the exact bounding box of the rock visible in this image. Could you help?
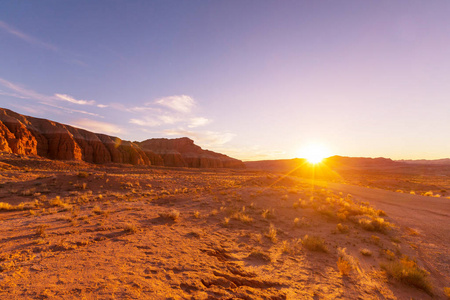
[138,137,245,168]
[0,108,245,169]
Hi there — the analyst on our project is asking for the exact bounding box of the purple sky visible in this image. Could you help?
[1,1,449,160]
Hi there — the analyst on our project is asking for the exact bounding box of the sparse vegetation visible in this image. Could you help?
[336,223,349,233]
[302,235,328,252]
[159,209,180,221]
[381,256,432,294]
[360,248,372,256]
[265,224,277,243]
[123,223,138,234]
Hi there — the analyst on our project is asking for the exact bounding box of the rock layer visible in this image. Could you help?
[138,138,245,168]
[0,108,244,168]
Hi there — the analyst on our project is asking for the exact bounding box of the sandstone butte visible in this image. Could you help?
[0,108,245,169]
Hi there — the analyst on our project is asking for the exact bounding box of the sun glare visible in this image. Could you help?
[298,144,330,164]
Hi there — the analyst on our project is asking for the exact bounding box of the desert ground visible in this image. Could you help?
[1,153,449,299]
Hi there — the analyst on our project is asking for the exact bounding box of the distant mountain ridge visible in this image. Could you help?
[397,159,450,165]
[0,108,244,168]
[245,156,401,172]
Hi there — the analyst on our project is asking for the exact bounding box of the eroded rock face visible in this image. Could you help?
[138,138,245,168]
[0,108,244,169]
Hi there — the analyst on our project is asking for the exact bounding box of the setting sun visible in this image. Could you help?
[297,144,331,164]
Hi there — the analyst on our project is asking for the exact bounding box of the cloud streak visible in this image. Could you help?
[70,119,122,134]
[54,93,95,105]
[0,77,106,118]
[155,95,195,113]
[0,20,58,51]
[163,128,235,147]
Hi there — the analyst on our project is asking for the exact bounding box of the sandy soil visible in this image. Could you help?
[0,154,448,299]
[326,182,450,289]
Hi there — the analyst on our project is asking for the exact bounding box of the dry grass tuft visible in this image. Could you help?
[336,223,349,233]
[302,235,328,252]
[265,224,278,243]
[337,257,352,276]
[77,172,89,178]
[159,209,180,221]
[360,248,372,256]
[358,217,392,233]
[443,287,450,299]
[123,223,138,234]
[381,256,432,294]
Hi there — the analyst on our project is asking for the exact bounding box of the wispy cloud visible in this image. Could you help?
[188,117,210,128]
[70,119,122,134]
[163,128,235,147]
[0,77,103,106]
[129,118,160,127]
[54,93,95,105]
[155,95,195,113]
[127,94,211,130]
[0,20,58,51]
[0,77,105,117]
[0,77,52,102]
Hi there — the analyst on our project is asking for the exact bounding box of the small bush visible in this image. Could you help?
[444,287,450,298]
[36,224,49,238]
[159,209,180,221]
[123,223,138,234]
[0,202,14,211]
[359,217,392,233]
[337,257,351,276]
[336,223,349,233]
[381,257,432,294]
[360,248,372,256]
[302,235,328,252]
[77,172,89,178]
[231,212,253,224]
[265,224,277,243]
[281,239,301,255]
[222,217,230,226]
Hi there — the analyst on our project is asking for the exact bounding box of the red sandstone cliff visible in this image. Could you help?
[138,138,245,168]
[0,108,244,168]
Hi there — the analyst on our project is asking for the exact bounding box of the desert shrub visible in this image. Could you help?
[383,249,396,260]
[371,235,381,245]
[222,217,230,226]
[265,224,277,243]
[159,209,180,221]
[261,209,274,219]
[444,287,450,298]
[231,212,253,224]
[123,223,138,234]
[36,224,49,238]
[336,223,349,233]
[0,202,14,211]
[337,257,351,276]
[77,172,89,178]
[281,239,302,255]
[381,257,432,294]
[360,248,372,256]
[302,235,328,252]
[359,217,392,233]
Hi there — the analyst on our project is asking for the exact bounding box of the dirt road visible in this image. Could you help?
[326,182,450,287]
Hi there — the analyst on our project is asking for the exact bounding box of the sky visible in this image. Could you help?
[1,1,449,161]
